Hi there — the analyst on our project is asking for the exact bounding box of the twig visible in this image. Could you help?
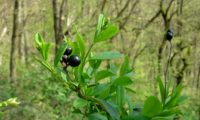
[164,41,172,99]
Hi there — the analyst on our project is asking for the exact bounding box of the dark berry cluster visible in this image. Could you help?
[61,47,81,67]
[166,29,173,41]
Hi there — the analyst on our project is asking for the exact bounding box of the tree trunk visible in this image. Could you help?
[18,0,24,61]
[52,0,65,54]
[10,0,19,83]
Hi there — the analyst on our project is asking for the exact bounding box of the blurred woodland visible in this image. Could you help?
[0,0,200,120]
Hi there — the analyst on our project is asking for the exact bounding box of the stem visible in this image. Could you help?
[82,43,95,68]
[164,41,172,100]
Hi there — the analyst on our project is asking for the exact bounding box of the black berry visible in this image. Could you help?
[64,47,72,55]
[166,29,173,41]
[68,55,81,67]
[62,55,68,64]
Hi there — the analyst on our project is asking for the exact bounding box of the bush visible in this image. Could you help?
[35,14,184,120]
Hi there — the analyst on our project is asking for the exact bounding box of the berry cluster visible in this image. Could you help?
[61,47,81,67]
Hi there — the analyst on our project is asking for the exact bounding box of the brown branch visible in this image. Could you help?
[168,10,176,22]
[116,0,131,18]
[132,45,147,65]
[166,0,175,15]
[100,0,107,12]
[119,0,139,30]
[143,10,161,29]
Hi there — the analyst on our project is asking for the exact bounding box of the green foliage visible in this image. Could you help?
[142,96,162,117]
[35,14,184,120]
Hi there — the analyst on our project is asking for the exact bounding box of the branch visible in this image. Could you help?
[143,10,161,29]
[168,10,176,22]
[100,0,107,12]
[166,0,175,15]
[119,0,139,30]
[116,0,131,18]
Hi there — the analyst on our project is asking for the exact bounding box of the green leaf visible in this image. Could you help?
[164,83,183,109]
[42,43,51,61]
[94,14,105,40]
[76,32,85,59]
[72,41,80,56]
[88,113,108,120]
[116,86,125,108]
[89,59,102,70]
[96,98,120,120]
[91,51,123,60]
[157,107,181,117]
[73,98,88,109]
[114,76,133,86]
[54,42,68,67]
[95,70,115,81]
[94,23,119,43]
[157,76,165,104]
[35,33,44,46]
[120,55,129,76]
[34,57,53,72]
[93,83,111,99]
[142,96,163,117]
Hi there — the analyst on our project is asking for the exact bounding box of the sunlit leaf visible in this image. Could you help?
[91,51,123,60]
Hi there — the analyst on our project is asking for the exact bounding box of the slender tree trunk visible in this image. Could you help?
[18,0,24,61]
[10,0,19,83]
[52,0,65,54]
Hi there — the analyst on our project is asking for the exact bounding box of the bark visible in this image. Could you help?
[18,0,24,61]
[52,0,65,54]
[10,0,19,83]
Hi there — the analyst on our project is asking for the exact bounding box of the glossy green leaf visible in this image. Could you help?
[116,86,125,108]
[164,83,183,109]
[93,84,111,99]
[157,107,181,117]
[142,96,162,117]
[91,51,123,60]
[35,33,44,46]
[73,98,88,109]
[76,32,85,59]
[114,76,133,86]
[94,14,105,40]
[89,59,102,69]
[54,42,68,67]
[96,98,120,120]
[72,41,80,56]
[42,43,51,61]
[157,76,165,104]
[34,57,53,72]
[95,70,115,81]
[94,23,119,43]
[120,55,129,76]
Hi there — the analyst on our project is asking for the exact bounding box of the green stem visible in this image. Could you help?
[81,43,95,70]
[164,41,172,100]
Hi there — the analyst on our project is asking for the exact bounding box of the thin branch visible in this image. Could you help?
[100,0,107,12]
[116,0,131,18]
[120,0,139,30]
[166,0,175,15]
[143,10,161,29]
